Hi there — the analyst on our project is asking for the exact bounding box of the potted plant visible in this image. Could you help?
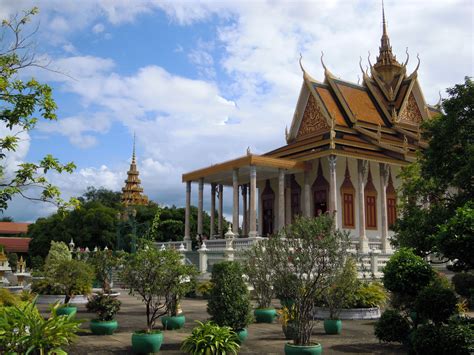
[120,243,197,353]
[181,321,240,354]
[207,261,253,343]
[267,215,350,354]
[162,264,197,330]
[88,249,122,294]
[321,257,359,334]
[86,292,121,335]
[50,259,94,317]
[243,241,277,323]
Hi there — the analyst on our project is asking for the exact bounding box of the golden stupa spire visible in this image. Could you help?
[374,1,400,69]
[121,134,149,207]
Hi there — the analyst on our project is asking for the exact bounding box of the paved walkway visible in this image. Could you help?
[40,293,404,354]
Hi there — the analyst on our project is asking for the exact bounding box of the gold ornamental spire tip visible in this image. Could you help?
[132,132,136,163]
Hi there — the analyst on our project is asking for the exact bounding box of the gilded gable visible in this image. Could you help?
[398,93,423,124]
[297,94,329,138]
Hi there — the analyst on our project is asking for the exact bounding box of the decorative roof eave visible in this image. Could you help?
[394,75,417,122]
[182,154,310,182]
[392,126,429,149]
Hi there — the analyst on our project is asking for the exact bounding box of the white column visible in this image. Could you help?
[218,184,223,238]
[379,163,391,253]
[303,170,311,217]
[242,184,248,236]
[358,159,369,252]
[328,155,338,228]
[257,187,263,236]
[232,169,239,235]
[249,166,258,237]
[278,169,285,230]
[184,181,191,240]
[198,178,204,236]
[210,183,216,239]
[285,176,292,225]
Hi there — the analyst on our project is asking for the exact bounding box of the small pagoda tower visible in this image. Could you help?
[121,135,149,207]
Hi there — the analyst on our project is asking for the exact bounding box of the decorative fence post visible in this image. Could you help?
[370,248,381,277]
[179,243,186,265]
[224,225,235,262]
[198,242,208,274]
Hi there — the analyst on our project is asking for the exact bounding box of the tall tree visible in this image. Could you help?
[0,8,76,212]
[394,77,473,270]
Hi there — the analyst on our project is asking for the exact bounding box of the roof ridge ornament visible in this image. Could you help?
[404,47,410,66]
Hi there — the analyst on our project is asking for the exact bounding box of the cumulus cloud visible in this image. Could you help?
[92,23,105,33]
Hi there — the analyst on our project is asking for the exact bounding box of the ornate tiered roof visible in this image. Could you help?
[121,136,149,207]
[267,5,441,166]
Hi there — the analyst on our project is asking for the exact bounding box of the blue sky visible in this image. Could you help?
[1,0,472,222]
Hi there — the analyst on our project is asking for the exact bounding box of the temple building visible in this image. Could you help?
[181,8,441,253]
[121,137,149,207]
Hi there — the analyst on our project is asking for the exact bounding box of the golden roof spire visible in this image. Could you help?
[375,1,400,69]
[121,135,149,207]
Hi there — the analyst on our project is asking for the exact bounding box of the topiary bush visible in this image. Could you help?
[374,309,411,343]
[350,282,387,308]
[414,279,458,324]
[207,261,253,331]
[383,248,434,299]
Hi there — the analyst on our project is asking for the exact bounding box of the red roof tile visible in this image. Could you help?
[0,237,31,253]
[0,222,30,235]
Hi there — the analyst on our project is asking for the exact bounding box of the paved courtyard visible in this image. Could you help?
[40,292,405,354]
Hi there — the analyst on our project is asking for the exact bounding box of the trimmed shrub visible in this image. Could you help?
[383,248,434,298]
[414,279,458,324]
[412,319,474,355]
[196,281,213,299]
[0,288,19,307]
[207,261,253,331]
[374,309,411,343]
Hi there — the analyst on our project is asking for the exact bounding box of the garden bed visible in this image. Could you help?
[314,307,381,320]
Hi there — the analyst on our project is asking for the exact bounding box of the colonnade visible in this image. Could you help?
[184,155,392,253]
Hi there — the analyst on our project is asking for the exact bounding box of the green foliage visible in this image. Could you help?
[78,186,122,209]
[88,249,122,293]
[208,261,253,331]
[452,272,474,302]
[394,77,474,270]
[268,215,350,346]
[382,248,434,306]
[196,281,213,299]
[180,321,240,355]
[350,282,387,309]
[374,309,411,343]
[31,279,63,295]
[86,293,121,321]
[414,279,458,324]
[50,259,94,304]
[242,241,274,309]
[0,288,19,307]
[29,255,44,271]
[0,299,81,354]
[412,319,474,355]
[0,8,77,212]
[120,244,197,331]
[44,241,71,274]
[323,257,359,319]
[7,252,17,272]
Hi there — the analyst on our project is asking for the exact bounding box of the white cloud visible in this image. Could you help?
[92,23,105,33]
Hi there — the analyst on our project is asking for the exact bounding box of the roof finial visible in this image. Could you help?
[382,0,387,37]
[299,53,304,73]
[132,132,136,163]
[404,47,410,66]
[320,51,328,72]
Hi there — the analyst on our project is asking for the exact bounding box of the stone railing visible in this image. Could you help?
[155,229,393,280]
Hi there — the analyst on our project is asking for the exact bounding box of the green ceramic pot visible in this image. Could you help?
[323,319,342,334]
[90,319,118,335]
[56,306,77,317]
[161,314,185,330]
[254,308,277,323]
[131,331,163,354]
[236,328,248,344]
[284,342,322,355]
